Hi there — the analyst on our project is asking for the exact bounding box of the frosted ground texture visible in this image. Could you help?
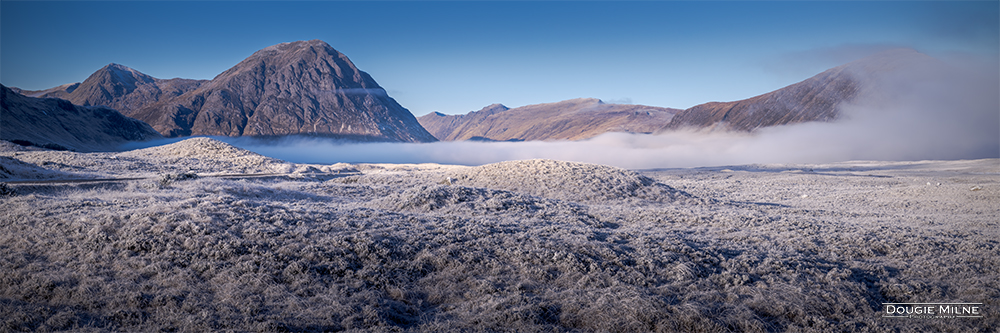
[1,138,997,332]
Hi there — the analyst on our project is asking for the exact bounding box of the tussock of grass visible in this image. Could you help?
[0,140,997,332]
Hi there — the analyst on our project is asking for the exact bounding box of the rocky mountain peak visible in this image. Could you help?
[90,63,156,92]
[19,40,433,142]
[255,39,331,56]
[211,39,374,90]
[26,63,207,119]
[476,103,510,115]
[126,40,435,141]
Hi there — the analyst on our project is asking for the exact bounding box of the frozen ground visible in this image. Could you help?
[1,138,997,332]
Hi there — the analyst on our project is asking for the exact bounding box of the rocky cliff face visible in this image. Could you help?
[662,48,939,132]
[418,98,681,141]
[129,40,436,141]
[0,84,163,152]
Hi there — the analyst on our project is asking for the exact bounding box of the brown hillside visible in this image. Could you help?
[419,98,680,141]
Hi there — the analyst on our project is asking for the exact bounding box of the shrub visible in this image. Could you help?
[157,172,199,188]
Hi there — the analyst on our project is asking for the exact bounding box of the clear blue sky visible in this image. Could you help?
[2,1,997,116]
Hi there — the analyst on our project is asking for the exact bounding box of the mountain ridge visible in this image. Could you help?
[11,46,938,144]
[419,98,681,141]
[0,84,163,152]
[133,40,435,141]
[419,49,939,141]
[27,63,209,120]
[21,40,436,142]
[661,48,940,132]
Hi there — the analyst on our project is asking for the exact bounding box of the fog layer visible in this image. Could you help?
[126,55,998,169]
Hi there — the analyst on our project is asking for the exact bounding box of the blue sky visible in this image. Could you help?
[2,1,997,116]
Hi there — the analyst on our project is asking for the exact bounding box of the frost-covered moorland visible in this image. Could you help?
[1,138,997,332]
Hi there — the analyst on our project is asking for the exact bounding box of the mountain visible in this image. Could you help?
[126,40,436,141]
[661,48,940,132]
[418,98,681,141]
[0,84,162,152]
[27,63,208,117]
[417,103,511,141]
[20,40,435,142]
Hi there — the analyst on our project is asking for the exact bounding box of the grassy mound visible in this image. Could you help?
[119,137,283,171]
[449,159,693,203]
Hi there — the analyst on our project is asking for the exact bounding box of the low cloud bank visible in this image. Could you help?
[129,55,998,169]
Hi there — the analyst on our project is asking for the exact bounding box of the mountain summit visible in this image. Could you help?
[126,40,435,141]
[83,63,156,96]
[24,63,207,115]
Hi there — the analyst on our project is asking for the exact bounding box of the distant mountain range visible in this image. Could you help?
[16,40,436,142]
[4,45,941,149]
[1,84,162,151]
[422,48,940,141]
[418,99,681,141]
[14,63,208,116]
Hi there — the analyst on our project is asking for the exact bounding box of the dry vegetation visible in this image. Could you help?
[1,138,997,332]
